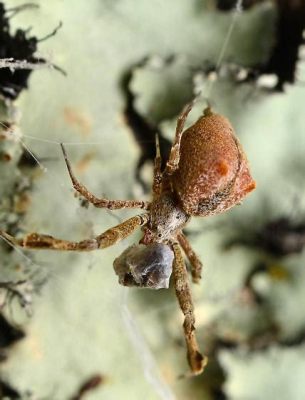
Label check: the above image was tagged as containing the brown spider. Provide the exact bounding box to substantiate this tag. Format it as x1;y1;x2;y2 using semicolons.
0;101;255;376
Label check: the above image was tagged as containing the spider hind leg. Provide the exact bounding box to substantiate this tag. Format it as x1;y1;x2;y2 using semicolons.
178;232;203;283
172;242;208;376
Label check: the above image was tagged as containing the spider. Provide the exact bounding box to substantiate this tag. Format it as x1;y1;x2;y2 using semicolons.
0;101;255;375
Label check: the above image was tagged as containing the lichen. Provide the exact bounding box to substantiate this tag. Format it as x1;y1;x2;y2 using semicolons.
1;0;305;399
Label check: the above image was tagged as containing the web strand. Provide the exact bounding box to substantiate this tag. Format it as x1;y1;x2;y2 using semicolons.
205;0;244;99
120;288;176;400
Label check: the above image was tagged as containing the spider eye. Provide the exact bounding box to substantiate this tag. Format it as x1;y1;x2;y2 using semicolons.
157;233;162;238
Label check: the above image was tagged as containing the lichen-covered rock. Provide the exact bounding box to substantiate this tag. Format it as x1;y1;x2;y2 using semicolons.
2;0;305;399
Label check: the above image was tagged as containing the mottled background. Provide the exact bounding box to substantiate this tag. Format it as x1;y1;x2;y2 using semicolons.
1;1;305;399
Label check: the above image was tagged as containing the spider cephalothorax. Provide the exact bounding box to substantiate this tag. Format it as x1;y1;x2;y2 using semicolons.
0;101;255;375
141;193;190;244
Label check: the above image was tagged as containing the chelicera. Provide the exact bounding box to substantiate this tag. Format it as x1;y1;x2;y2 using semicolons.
0;101;255;375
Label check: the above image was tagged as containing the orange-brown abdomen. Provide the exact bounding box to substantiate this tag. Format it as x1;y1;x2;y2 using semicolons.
173;110;255;216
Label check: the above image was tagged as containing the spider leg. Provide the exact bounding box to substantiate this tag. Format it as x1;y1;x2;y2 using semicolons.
96;215;148;248
165;101;194;176
61;144;150;210
152;134;163;198
172;242;208;376
177;232;202;283
0;215;148;251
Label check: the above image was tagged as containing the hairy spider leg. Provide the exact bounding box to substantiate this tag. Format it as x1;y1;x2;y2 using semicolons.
0;215;148;251
61;143;150;210
172;242;208;375
177;232;203;284
165;101;194;176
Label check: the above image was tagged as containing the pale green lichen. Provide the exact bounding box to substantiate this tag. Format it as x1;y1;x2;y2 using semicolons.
1;1;305;400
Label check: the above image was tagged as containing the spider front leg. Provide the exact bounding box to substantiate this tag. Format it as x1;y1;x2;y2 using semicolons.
61;144;150;210
165;101;194;176
178;232;203;283
172;242;208;376
0;215;148;252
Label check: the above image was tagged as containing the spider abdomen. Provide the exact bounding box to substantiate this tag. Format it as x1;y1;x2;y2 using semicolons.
173;110;255;216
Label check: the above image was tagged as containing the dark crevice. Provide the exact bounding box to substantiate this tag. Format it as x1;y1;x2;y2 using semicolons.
120;59;172;191
215;0;305;91
0;313;25;348
0;2;64;100
0;380;21;399
225;217;305;257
